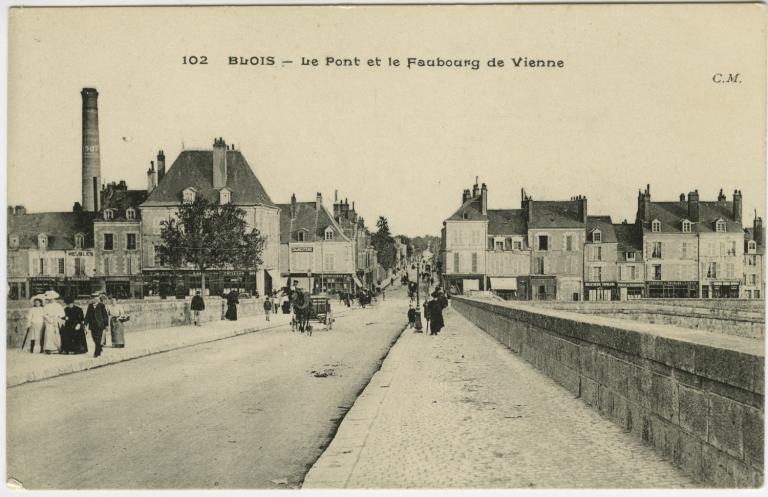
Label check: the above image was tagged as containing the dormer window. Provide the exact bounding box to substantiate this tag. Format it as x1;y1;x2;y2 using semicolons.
297;231;305;242
38;234;47;249
715;219;727;233
748;241;757;252
9;234;19;249
74;233;84;249
219;188;231;205
103;209;114;220
324;227;334;240
592;229;602;243
681;219;692;233
626;251;636;261
126;208;136;220
183;187;196;204
651;220;661;233
462;212;469;220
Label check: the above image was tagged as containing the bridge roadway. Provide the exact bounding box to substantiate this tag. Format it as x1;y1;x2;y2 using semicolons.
7;284;697;489
304;303;699;488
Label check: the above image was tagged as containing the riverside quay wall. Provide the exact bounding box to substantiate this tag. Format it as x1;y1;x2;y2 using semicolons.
452;296;764;488
528;299;765;340
6;297;268;348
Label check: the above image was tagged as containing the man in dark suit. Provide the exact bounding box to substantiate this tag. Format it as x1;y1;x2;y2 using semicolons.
85;293;110;357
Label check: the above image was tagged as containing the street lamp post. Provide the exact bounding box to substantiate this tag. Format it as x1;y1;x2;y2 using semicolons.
414;263;423;332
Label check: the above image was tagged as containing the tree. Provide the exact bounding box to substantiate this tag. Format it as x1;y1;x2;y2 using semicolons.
371;216;397;270
157;197;266;293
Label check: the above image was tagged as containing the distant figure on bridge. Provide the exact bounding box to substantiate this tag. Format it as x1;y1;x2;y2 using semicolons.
263;297;273;322
225;290;239;321
191;291;205;326
407;304;416;328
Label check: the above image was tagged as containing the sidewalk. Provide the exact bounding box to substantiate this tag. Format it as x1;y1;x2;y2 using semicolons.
303;307;699;489
6;312;294;388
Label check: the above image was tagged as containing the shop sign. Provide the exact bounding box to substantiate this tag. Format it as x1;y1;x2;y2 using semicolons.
291;246;314;253
67;250;94;257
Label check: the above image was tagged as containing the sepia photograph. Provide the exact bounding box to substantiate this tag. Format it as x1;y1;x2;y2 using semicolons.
4;2;766;491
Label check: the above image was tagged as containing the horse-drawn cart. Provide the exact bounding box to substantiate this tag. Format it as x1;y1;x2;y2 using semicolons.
292;293;334;336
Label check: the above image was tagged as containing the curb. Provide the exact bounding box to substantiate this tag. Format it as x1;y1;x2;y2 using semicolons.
302;322;409;488
6;320;289;388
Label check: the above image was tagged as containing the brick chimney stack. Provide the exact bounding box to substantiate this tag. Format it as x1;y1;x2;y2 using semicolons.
290;193;297;219
480;183;488;215
316;192;323;211
754;215;763;245
212;137;227;189
157;150;166;182
733;190;742;223
81;88;101;212
688;190;700;222
147;161;157;192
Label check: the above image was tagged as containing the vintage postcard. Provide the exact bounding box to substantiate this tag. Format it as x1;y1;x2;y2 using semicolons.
5;2;766;491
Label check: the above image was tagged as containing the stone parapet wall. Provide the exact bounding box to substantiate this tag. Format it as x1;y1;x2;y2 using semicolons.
527;300;764;339
6;297;267;348
452;296;764;488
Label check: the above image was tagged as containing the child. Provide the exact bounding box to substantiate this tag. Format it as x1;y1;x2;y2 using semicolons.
407;304;416;328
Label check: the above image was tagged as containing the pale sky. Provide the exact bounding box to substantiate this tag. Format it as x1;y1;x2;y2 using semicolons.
8;5;767;237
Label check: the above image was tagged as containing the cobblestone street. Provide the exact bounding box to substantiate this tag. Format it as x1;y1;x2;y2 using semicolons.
305;304;700;489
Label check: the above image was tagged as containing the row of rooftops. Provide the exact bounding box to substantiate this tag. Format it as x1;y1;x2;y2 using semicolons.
8;138;373;251
446;181;764;254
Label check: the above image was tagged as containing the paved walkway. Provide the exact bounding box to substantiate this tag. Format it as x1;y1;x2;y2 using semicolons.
6;312;297;387
304;306;700;489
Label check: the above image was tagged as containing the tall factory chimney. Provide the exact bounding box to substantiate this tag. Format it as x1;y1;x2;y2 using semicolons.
81;88;101;212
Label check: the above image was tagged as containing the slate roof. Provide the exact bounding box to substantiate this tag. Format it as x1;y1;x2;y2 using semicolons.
613;223;644;262
643;201;742;233
528;200;585;229
8;212;96;250
447;197;487;221
277;202;350;244
142;150;275;207
586;216;617;243
100;189;148;221
487;209;527;236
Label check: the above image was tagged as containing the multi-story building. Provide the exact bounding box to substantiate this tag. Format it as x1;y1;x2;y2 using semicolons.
485;208;530;299
441;181;491;293
139;139;281;297
584;216;618;301
636;186;743;298
742;216;764;299
278;193;356;293
93;181;147;298
523;193;587;301
7;206;96;299
332;196;377;290
614;222;646;299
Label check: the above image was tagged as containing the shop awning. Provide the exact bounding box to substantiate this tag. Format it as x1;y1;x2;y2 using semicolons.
490;277;517;291
266;269;280;283
353;276;364;287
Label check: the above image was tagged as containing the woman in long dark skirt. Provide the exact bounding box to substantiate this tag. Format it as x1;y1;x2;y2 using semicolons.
429;291;446;335
225;290;239;321
61;296;88;354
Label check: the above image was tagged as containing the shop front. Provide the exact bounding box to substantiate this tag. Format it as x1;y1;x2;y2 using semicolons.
702;281;740;299
142;269;257;298
523;275;557;301
646;281;698;299
584;281;618;301
618;282;645;300
489;277;518;300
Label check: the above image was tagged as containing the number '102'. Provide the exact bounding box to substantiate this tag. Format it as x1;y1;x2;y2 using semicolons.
183;56;208;65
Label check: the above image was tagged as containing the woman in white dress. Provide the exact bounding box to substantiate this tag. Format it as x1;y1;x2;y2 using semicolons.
42;291;65;354
24;297;45;353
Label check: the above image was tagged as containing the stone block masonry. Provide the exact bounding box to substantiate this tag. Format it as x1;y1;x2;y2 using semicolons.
452;296;764;488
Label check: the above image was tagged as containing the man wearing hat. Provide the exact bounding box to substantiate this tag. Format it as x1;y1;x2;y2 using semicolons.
85;293;110;357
